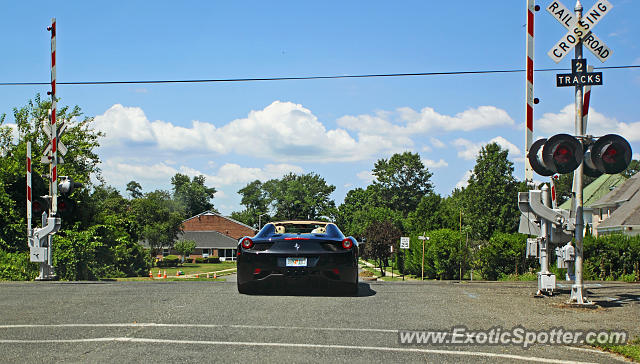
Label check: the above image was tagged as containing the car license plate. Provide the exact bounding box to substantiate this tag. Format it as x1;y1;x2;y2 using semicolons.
286;257;307;267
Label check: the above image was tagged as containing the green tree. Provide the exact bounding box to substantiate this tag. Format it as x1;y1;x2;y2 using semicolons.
233;180;270;228
171;173;217;217
363;220;401;276
174;240;197;264
622;159;639;178
463;143;521;240
132;190;185;255
263;173;336;220
0;95;102;251
438;188;467;231
403;193;445;235
336;186;394;238
126;181;143;199
371;152;434;216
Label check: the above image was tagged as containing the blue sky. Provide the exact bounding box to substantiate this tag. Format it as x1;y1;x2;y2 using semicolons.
1;1;639;215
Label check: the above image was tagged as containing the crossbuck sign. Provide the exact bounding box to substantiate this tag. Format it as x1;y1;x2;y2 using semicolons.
547;0;613;63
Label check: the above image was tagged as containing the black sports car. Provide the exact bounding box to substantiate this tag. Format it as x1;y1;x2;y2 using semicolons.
237;221;359;295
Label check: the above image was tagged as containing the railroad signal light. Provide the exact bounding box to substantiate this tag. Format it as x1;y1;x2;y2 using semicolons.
583;134;632;177
57;196;76;215
528;134;583;176
528;134;632;177
32;197;49;216
59;176;82;196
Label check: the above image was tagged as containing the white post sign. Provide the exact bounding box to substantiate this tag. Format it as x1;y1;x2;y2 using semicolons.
400;237;410;249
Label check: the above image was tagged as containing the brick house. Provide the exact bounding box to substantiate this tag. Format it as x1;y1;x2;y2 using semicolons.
154;211;257;261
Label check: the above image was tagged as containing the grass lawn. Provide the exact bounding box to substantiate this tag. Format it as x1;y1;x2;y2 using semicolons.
115;277;226;282
592;338;640;362
149;261;237;277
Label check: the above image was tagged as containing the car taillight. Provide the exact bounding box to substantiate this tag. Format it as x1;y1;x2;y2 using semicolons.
241;237;254;249
342;238;353;249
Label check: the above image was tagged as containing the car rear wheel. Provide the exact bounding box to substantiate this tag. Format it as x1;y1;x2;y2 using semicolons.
237;282;254;295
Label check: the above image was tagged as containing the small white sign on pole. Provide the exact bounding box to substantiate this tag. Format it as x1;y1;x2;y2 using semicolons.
400;237;410;249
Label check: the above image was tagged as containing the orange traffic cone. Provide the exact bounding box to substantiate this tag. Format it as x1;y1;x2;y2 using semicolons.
163;270;167;279
195;273;199;278
206;273;210;279
213;272;217;279
158;269;161;277
176;271;180;277
149;271;153;279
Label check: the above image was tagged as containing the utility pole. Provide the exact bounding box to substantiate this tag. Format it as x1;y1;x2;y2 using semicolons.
418;234;429;280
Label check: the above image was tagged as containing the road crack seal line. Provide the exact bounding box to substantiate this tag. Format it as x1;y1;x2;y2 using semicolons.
0;337;598;364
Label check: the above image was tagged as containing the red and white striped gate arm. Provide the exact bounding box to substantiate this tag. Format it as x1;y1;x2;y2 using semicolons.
524;0;535;184
48;18;57;215
26;141;32;243
582;65;594;130
550;175;558;209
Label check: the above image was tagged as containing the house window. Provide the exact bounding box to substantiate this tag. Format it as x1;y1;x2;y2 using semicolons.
163;249;169;257
219;248;237;261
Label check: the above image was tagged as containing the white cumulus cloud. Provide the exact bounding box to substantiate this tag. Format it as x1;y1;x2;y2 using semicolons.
430;137;446;148
94;101;412;162
422;158;448;169
456;170;473;189
536;105;640;141
452;136;521;161
356;170;375;184
99;160;304;194
337;105;514;135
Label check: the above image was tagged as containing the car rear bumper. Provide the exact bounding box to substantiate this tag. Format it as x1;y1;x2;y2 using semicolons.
237;251;358;289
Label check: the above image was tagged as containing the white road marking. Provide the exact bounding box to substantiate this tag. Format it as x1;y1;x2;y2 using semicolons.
0;323;397;333
0;337;598;364
557;284;602;289
462;290;477;299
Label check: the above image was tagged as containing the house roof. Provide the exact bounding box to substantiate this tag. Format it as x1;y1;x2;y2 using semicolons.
597;189;640;229
591;172;640;208
182;210;256;231
559;174;627;210
177;230;239;249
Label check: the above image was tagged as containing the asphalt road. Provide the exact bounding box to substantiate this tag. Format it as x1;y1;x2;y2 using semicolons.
1;277;638;363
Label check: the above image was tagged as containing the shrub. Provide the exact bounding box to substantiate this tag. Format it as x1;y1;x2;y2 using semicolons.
0;250;38;281
162;255;180;267
195;257;206;264
475;232;534;281
53;224;151;280
207;257;220;264
619;273;637;283
404;229;469;279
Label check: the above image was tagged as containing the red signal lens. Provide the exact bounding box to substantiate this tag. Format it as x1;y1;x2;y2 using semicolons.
602;145;618;164
241;238;254;249
553;145;572;164
342;238;353;249
32;200;45;214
